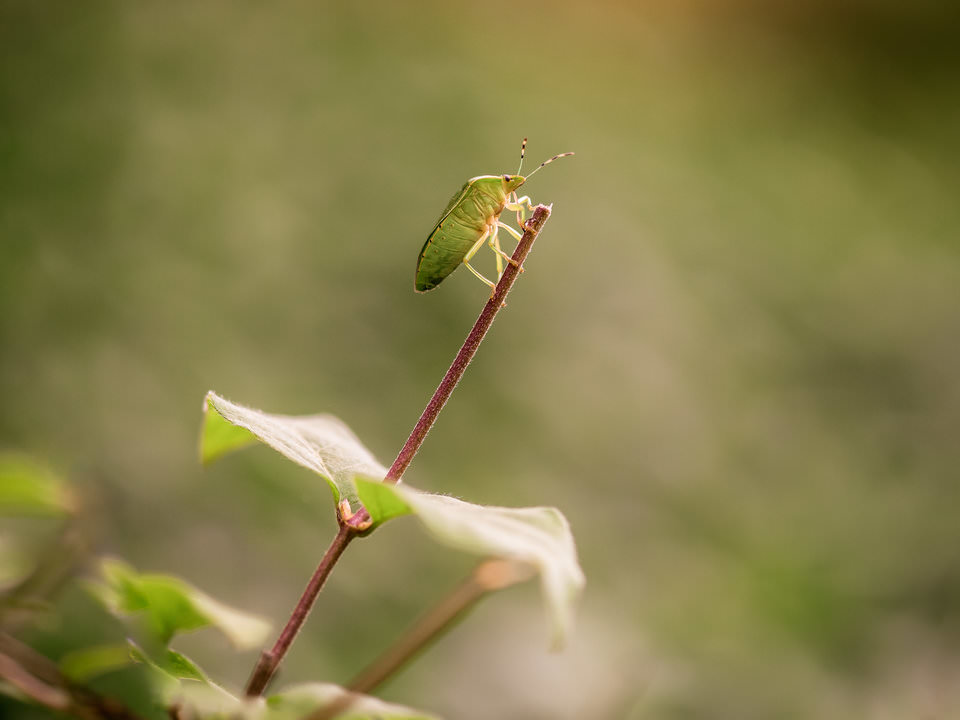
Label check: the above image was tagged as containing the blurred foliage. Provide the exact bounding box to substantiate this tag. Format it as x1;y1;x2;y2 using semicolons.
0;459;435;718
1;0;959;718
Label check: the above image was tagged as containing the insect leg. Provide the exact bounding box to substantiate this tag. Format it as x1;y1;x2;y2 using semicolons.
489;222;504;279
506;194;536;212
463;261;497;293
504;192;524;225
512;192;524;225
504;192;536;225
462;227;498;293
496;221;523;242
492;221;524;273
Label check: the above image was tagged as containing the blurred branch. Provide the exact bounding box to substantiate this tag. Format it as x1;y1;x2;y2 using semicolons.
0;520;88;631
310;559;534;720
0;650;70;711
0;633;146;720
347;559;533;695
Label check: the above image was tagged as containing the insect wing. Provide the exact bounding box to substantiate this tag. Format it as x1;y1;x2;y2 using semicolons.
433;180;472;226
415;180;475;291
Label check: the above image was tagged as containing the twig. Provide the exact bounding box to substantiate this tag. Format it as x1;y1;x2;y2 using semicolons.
384;205;552;485
309;560;533;720
348;559;533;694
0;520;87;630
244;523;355;696
0;651;70;711
245;205;552;697
0;633;147;720
342;204;553;533
0;633;63;686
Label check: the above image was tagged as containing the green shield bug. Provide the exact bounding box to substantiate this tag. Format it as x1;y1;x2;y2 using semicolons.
415;139;573;294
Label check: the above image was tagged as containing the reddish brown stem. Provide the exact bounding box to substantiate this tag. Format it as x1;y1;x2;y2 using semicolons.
384;204;552;484
245;523;354;696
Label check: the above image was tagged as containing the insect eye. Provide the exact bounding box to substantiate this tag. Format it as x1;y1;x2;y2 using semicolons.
503;174;511;181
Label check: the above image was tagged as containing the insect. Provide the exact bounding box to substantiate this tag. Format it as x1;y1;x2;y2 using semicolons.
415;139;573;294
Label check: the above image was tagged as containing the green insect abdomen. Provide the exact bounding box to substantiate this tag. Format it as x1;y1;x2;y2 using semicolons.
416;217;483;291
415;178;508;292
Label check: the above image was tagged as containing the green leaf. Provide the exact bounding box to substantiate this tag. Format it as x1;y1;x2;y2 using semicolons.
197;394;584;646
200;400;261;464
0;455;76;593
163;648;210;682
0;454;73;516
61;643;134;683
137;644;240;710
260;683;442;720
356;480;585;650
201;392;389;514
91;558;271;649
356;479;412;523
60;642;213;686
55;642;178;720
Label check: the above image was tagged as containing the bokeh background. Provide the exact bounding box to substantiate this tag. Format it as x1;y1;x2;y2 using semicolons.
2;1;959;718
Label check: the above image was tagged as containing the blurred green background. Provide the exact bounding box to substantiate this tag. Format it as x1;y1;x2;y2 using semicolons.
1;1;959;718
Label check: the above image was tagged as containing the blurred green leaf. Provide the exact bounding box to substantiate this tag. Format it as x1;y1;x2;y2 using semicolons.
60;643;133;683
129;643;240;714
356;480;585;650
261;683;441;720
61;641;216;687
201;391;389;515
89;558;270;649
162;648;210;683
0;454;72;517
80;663;173;720
0;536;39;591
0;455;78;599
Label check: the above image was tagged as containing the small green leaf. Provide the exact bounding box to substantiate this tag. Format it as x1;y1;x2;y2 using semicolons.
61;644;134;683
163;648;210;682
261;683;441;720
201;392;389;514
356;480;585;650
61;642;216;687
200;400;260;464
91;558;271;649
127;641;241;714
356;479;412;523
0;454;73;516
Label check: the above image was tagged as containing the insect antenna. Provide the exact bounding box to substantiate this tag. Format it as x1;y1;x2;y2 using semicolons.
516;137;528;175
526;150;575;179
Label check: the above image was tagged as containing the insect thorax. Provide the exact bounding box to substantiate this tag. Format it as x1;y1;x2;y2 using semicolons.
466;175;524;212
